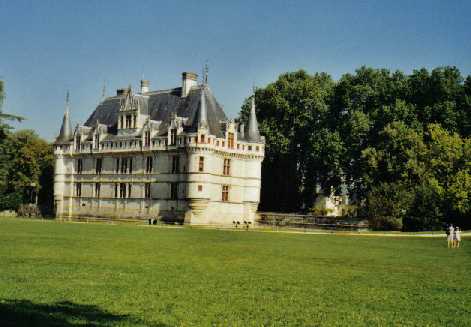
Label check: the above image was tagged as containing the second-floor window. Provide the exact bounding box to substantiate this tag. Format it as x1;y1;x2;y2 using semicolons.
119;183;126;198
77;159;83;174
115;158;120;173
198;156;204;172
172;156;180;173
95;158;102;174
146;156;153;173
223;158;231;176
120;158;128;174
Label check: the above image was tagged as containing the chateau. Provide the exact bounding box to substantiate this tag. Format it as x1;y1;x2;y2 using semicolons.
53;72;265;225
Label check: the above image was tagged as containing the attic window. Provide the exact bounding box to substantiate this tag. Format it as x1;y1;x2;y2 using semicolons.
171;129;177;145
228;132;234;149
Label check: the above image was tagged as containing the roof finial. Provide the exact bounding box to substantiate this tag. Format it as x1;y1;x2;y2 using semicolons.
101;80;106;101
247;87;261;143
203;61;208;85
65;90;70;108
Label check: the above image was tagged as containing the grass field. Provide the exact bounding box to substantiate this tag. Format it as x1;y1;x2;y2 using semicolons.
0;218;470;326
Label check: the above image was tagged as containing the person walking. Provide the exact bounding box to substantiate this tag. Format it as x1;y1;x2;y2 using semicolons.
455;227;461;248
448;224;454;248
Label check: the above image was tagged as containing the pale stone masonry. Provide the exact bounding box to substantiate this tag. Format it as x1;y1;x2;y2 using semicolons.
53;72;265;225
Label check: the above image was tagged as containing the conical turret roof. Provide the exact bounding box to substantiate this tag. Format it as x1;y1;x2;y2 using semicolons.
56;92;72;142
246;95;260;142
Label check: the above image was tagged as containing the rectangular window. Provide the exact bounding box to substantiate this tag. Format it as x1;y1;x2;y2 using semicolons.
95;183;100;198
115;158;120;173
128;184;132;198
94;135;100;149
120;116;124;129
75;183;82;197
144;131;151;147
129;158;133;174
95;158;102;174
146;156;153;173
172;156;180;173
198;156;204;172
145;183;151;199
77;159;83;174
198;185;203;192
171;183;178;200
119;183;126;198
133;115;137;128
223;158;231;176
120;158;128;174
222;185;229;202
126;115;132;128
200;134;205;143
171;129;177;145
114;183;118;198
228;132;234;149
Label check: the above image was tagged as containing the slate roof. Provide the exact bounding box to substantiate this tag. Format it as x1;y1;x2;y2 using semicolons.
84;85;228;137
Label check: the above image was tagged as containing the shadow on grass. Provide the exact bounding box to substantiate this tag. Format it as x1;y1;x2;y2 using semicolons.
0;299;168;327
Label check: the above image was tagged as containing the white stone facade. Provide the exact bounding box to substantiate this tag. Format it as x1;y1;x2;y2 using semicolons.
54;73;265;225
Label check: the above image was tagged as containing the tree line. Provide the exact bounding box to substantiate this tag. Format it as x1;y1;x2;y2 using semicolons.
240;66;470;231
0;81;54;215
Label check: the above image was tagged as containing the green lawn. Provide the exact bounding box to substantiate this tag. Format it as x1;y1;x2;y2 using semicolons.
0;218;470;326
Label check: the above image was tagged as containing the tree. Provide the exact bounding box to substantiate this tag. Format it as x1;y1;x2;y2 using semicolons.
239;70;337;211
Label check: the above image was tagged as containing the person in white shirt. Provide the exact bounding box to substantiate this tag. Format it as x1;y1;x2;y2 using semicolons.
448;225;454;248
455;227;461;248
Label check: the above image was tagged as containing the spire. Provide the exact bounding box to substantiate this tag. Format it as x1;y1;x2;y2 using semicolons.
57;91;72;142
101;80;106;101
203;62;208;85
197;85;208;129
246;90;260;142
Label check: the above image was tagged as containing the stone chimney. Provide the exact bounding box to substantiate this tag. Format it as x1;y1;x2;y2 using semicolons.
140;80;150;93
182;72;198;97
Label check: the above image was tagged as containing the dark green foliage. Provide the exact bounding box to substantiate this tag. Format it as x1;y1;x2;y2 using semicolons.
0;219;470;326
242;67;471;230
0;192;23;211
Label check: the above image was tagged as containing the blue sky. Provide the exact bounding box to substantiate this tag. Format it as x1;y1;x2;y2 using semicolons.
1;0;470;140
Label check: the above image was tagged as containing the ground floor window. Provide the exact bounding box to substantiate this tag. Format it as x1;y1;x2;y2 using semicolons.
171;183;178;200
95;183;100;198
75;183;82;197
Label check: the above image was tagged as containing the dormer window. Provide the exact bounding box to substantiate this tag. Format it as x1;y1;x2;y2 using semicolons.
125;115;132;128
75;136;80;151
171;129;177;145
144;131;151;147
94;134;100;149
200;134;205;143
228;132;234;149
